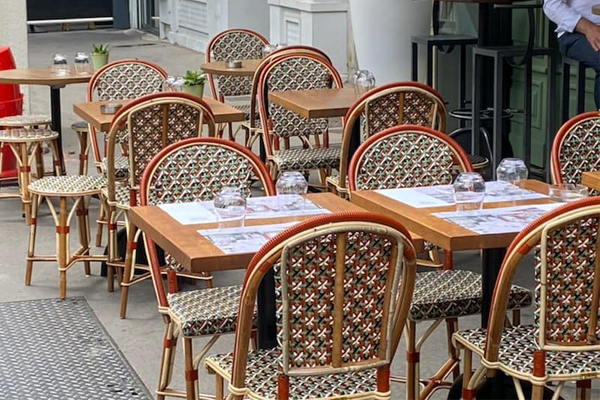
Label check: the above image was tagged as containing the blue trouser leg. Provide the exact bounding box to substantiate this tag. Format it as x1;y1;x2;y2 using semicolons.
559;32;600;109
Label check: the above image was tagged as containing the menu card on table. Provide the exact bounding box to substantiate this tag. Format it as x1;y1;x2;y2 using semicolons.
376;181;548;209
432;204;561;235
159;195;329;225
198;222;296;255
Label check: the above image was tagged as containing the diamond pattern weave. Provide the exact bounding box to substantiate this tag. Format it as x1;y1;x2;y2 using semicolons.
95;63;165;101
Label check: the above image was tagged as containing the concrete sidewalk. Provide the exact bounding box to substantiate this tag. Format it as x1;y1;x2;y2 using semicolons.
0;28;590;399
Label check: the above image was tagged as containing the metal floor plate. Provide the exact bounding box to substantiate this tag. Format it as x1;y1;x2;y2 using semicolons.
0;297;152;400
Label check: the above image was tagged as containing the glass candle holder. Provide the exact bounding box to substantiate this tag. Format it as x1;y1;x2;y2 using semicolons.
276;171;308;210
214;187;247;228
496;158;528;183
353;70;376;96
453;172;486;211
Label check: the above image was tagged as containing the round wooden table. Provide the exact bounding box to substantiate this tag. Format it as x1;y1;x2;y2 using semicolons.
0;68;93;173
200;59;261;77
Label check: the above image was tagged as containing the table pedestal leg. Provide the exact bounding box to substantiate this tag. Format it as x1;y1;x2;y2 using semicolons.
257;268;278;349
50;85;66;174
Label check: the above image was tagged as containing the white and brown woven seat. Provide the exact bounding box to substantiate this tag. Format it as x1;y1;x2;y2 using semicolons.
271;146;341;172
0;128;61;224
0;114;52;127
206;348;379;400
101;156;129;179
454;197;600;400
27;174;107;299
411;270;531;321
348;125;533;400
138;137;276;399
168;285;251;337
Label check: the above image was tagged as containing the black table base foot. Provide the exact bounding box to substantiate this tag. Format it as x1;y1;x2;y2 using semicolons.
447;373;561;400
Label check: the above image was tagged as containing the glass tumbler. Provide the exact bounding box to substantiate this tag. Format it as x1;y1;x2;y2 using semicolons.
496;158;528;183
52;54;70;76
213;187;247;228
353;70;376;96
74;52;92;74
276;172;308;210
453;172;486;211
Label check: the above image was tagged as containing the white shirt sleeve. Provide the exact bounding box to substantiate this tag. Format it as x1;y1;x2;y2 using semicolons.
543;0;583;33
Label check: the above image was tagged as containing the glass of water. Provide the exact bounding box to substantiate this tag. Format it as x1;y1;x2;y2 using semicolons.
453;172;486;211
74;52;92;75
213;187;247;228
276;172;308;211
496;158;528;183
52;54;70;76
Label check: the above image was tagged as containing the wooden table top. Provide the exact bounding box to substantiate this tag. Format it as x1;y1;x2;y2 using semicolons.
0;68;92;86
351;180;556;252
268;87;359;119
73;96;246;132
582;171;600;191
200;59;261;77
130;193;425;273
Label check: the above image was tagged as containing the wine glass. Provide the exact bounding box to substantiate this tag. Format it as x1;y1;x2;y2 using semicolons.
453;172;486;211
74;52;92;75
496;158;528;183
353;70;376;96
276;172;308;210
52;54;70;76
213;187;247;228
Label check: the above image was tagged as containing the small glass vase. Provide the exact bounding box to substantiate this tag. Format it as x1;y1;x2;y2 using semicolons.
214;187;247;228
453;172;486;211
276;172;308;210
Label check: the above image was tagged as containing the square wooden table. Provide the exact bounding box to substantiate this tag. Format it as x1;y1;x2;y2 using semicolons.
130;192;424;349
582;171;600;192
268;87;359;119
73;97;246;132
351;180;555;328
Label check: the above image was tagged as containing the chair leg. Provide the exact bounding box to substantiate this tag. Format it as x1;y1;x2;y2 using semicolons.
107;207;116;292
461;348;473;400
120;219;137;319
34;145;45;179
512;309;521;326
95;200;105;247
406;320;418;400
18;143;32;225
532;384;545;400
57;197;69;299
76;198;91;276
445;318;460;380
25;194;39;285
576;380;592;400
215;374;224;400
183;338;199;400
157;320;179;399
76;130;89;176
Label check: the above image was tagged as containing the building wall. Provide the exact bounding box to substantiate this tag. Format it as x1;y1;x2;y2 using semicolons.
1;0;29;110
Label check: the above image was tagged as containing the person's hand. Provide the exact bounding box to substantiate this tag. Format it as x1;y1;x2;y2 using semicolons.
577;18;600;51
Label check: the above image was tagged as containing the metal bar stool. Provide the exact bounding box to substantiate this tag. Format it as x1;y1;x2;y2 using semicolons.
562;57;590;123
472;3;558;180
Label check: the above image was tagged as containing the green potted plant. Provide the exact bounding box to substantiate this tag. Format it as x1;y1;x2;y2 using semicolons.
182;70;206;97
91;43;110;71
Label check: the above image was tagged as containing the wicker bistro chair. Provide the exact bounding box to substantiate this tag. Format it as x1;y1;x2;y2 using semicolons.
85;59;168;248
454;197;600;400
329;82;489;198
348;125;533;400
0;128;60;225
258;53;344;186
139;137;275;400
103;93;219;318
243;46;333;150
205;212;418;400
551;111;600;187
206;29;269;141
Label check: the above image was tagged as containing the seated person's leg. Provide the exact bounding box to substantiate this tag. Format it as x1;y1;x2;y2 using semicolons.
559;32;600;109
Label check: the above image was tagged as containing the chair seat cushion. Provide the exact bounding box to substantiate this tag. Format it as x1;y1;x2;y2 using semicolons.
101;156;130;179
29;175;106;196
410;270;532;321
205;348;381;400
0;114;52;127
272;147;340;171
168;285;247;337
71;120;89;132
454;325;600;378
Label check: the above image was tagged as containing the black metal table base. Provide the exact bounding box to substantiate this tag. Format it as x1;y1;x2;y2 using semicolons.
50;85;67;174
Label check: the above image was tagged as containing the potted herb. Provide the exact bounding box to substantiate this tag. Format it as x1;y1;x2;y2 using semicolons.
91;43;109;71
182;70;206;97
